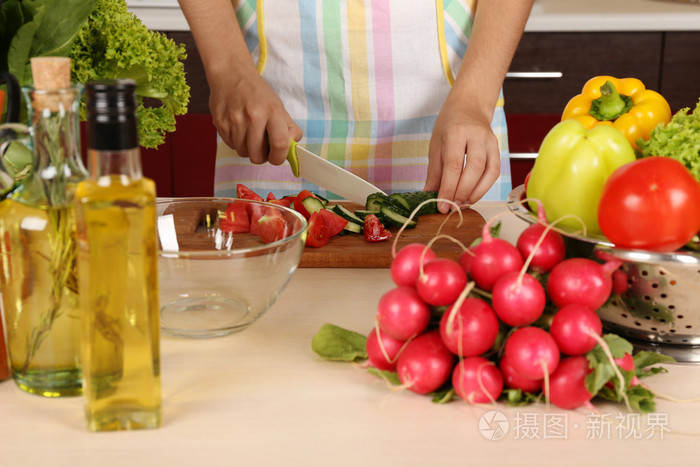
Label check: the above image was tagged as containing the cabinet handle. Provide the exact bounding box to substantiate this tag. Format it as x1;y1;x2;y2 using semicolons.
509;152;538;160
505;72;563;79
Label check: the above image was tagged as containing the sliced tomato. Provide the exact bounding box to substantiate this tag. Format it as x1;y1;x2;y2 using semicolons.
318;208;348;237
363;214;392;242
237;183;264;202
258;214;288;243
265;192;277;202
219;201;250;233
249;206;265;235
293;190;318;220
305;211;329;248
268;198;293;208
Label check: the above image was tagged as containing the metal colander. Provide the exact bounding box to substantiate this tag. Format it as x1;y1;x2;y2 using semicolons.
507;186;700;363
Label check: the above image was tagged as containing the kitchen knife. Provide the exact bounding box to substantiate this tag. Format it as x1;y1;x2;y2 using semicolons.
286;140;385;205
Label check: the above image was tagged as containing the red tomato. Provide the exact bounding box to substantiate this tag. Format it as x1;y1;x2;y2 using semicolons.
258;214;288;243
236;183;266;232
598;157;700;252
318;209;348;237
268;198;293;208
265;192;277;201
219;201;250;233
306;211;329;247
363;214;392;242
236;184;264;202
293;190;317;220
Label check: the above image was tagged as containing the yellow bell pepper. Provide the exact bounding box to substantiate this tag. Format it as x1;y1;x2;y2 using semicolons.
562;76;672;150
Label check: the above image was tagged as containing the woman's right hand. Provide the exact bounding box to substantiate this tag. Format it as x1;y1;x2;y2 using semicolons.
209;65;302;166
177;0;302;166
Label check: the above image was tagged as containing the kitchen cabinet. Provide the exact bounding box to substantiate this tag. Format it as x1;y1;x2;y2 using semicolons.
504;31;700;188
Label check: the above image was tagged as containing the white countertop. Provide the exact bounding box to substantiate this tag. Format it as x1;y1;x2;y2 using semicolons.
2;203;699;466
127;0;700;32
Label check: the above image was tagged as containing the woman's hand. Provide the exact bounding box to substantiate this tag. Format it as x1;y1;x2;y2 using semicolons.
177;0;302;166
424;92;501;213
209;65;302;165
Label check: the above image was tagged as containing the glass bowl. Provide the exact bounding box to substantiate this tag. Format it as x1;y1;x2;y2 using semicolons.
156;197;307;338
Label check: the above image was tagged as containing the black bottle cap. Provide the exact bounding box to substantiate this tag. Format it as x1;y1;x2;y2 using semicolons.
86;79;139;150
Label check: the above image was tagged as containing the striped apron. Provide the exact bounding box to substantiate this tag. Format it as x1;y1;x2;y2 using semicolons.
214;0;512;200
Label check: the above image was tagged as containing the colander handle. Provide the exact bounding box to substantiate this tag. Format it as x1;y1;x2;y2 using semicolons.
595;246;700;268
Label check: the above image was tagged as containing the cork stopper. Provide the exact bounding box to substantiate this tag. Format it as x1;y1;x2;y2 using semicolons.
30;57;72;90
30;57;73;112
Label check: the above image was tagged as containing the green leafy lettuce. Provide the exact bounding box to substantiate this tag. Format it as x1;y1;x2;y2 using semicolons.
1;0;189;148
637;98;700;182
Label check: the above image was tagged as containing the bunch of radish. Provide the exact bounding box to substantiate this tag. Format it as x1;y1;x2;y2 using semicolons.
365;204;634;410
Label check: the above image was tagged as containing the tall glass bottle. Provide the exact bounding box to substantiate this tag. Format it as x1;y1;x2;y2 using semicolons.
74;80;161;431
0;78;86;396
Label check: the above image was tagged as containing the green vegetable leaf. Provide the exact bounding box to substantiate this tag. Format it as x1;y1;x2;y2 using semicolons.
366;367;401;385
585;334;633;396
311;323;367;362
633;350;675;377
596;382;657;413
28;0;97;58
431;387;456;404
637;98;700;182
503;388;541;407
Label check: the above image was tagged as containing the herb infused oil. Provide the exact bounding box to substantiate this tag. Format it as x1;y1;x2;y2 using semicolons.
75;80;161;431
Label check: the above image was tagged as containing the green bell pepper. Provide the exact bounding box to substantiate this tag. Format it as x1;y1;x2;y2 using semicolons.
527;119;636;235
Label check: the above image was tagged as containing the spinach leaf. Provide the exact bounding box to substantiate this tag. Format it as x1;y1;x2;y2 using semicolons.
311;323;367;362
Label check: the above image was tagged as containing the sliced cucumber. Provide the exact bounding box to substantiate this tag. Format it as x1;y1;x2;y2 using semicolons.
301;196;326;215
342;220;362;234
379;205;417;229
353;210;377;220
402;190;439;216
332;204;364;226
365;192;387;212
388;193;411;212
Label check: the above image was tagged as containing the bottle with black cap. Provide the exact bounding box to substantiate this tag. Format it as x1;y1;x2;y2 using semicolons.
74;79;161;431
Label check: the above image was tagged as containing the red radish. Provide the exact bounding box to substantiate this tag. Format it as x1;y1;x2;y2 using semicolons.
376;286;431;341
503;327;560;381
391;243;437;287
415;258;467;306
452;357;504;404
439;297;500;357
516;200;566;273
396;330;456;394
457;246;476;275
491;271;546;327
549;304;603;356
606;353;640;388
612;269;628;295
546;258;622;310
499;353;542;393
545;356;594;410
470;222;524;291
366;327;405;372
516;223;566;273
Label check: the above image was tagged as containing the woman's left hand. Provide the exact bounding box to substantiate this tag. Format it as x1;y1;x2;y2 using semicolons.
424;92;501;213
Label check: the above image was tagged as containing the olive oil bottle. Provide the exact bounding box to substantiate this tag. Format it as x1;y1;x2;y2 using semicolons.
74;80;161;431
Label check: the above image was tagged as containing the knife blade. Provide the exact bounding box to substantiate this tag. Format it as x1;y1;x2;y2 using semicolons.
286;140;385;205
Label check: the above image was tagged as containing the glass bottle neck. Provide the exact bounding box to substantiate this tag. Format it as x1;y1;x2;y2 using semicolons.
87;147;143;180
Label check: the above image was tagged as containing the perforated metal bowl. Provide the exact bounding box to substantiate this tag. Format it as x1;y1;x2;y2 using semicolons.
508;185;700;362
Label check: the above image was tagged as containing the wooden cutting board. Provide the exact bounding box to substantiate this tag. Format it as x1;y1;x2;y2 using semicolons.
299;203;485;268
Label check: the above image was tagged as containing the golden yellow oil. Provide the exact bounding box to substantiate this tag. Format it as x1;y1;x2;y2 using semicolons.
74;176;161;431
0;199;82;396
